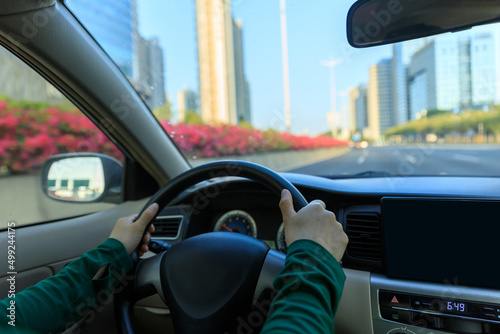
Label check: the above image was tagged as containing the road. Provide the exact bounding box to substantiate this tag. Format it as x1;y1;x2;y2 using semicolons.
289;144;500;177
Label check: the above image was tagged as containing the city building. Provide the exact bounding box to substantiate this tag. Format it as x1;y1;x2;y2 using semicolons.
196;0;237;125
470;33;497;107
0;48;66;104
392;39;430;125
392;44;409;126
458;38;472;108
367;59;393;141
408;32;497;118
133;36;166;110
70;0;166;110
349;84;368;133
195;0;251;125
178;88;199;122
400;39;429;66
233;19;252;124
408;34;460;118
68;0;134;78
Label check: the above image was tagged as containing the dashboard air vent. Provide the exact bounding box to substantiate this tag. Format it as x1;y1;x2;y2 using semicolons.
152;215;183;239
345;212;382;261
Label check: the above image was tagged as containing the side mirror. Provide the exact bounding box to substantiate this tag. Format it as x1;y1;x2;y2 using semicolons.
41;153;123;204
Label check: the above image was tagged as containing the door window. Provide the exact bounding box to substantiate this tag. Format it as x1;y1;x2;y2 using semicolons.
0;47;124;228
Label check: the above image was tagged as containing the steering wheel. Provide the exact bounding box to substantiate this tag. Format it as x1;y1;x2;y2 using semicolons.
115;160;308;334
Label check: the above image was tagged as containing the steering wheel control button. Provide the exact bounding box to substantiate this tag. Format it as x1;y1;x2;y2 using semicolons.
380;290;411;309
380;306;410;324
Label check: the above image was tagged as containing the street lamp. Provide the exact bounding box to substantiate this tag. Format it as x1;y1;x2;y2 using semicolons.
280;0;291;132
321;57;343;137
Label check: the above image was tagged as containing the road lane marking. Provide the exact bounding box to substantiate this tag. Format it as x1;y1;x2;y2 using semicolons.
452;154;479;163
404;155;417;164
357;150;369;164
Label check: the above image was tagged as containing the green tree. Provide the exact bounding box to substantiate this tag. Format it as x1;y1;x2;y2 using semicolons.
184;110;203;124
427;109;451;118
153;101;172;120
238;120;253;129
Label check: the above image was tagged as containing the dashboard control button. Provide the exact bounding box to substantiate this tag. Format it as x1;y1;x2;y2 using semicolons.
380;306;410;324
380;290;410;309
433;316;444;330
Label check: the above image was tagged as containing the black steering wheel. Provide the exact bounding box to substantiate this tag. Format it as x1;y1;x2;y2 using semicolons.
115;161;308;334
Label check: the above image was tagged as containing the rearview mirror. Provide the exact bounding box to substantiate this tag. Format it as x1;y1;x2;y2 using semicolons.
41;153;123;203
347;0;500;48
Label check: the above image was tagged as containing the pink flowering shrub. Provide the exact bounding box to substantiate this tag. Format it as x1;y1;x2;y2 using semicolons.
0;101;123;174
0;100;347;174
160;121;348;159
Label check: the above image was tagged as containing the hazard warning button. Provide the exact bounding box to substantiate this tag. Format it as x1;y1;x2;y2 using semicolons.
379;290;410;309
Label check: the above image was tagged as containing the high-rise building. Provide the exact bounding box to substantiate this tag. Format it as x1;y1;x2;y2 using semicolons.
133;36;166;110
471;33;496;107
408;32;497;117
408;71;428;120
178;88;199;122
408;35;460;117
367;59;393;141
400;39;429;66
349;85;367;133
195;0;251;125
233;19;252;124
459;38;472;108
69;0;166;110
67;0;134;78
392;44;409;126
0;48;65;104
391;39;430;126
196;0;237;125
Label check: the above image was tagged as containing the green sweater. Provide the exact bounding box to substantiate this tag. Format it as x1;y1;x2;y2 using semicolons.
0;238;132;333
261;240;346;333
1;238;345;334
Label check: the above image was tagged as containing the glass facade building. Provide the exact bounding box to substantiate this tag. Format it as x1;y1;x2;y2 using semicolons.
67;0;134;78
367;59;393;140
471;33;496;107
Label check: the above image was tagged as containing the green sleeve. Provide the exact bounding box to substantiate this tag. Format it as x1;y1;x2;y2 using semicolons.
261;239;346;334
0;238;132;333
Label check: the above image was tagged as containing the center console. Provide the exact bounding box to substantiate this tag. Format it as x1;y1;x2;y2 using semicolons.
372;197;500;333
371;275;500;334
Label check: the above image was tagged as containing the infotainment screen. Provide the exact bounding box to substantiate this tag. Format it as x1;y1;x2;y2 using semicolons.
381;197;500;289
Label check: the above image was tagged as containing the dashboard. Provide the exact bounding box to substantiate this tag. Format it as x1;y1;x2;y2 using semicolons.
149;174;500;334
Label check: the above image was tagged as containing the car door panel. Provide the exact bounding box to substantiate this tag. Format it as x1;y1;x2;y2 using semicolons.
0;199;148;286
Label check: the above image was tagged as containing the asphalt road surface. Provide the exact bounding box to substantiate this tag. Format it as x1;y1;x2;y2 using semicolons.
289;144;500;177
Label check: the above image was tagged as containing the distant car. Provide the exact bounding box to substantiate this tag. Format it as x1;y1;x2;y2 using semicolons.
353;140;369;149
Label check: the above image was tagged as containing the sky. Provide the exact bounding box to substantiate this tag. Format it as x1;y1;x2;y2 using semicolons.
136;0;392;135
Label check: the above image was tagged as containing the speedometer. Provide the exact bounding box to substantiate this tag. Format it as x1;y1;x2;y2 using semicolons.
213;210;258;238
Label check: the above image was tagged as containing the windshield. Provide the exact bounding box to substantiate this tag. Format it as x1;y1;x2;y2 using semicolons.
67;0;500;178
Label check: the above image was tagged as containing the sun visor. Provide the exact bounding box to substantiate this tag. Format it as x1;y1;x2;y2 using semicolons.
0;0;55;16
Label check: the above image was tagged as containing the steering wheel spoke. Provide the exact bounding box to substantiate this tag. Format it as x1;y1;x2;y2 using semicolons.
253;249;286;302
135;253;166;302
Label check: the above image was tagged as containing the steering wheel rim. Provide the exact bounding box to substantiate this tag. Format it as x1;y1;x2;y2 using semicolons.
115;160;308;334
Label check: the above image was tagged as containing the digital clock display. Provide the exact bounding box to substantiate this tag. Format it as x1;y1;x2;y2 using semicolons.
445;300;467;313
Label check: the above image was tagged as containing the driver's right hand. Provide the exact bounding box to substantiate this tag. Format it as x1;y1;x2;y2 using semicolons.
279;189;348;262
